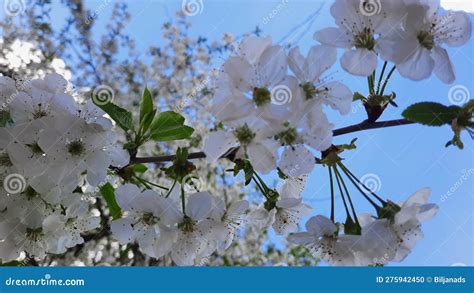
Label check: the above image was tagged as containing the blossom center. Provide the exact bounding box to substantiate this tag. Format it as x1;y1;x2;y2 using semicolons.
234;124;256;145
301;82;317;100
26;142;44;156
23;186;39;199
179;216;196;233
67;140;86;156
354;28;375;50
26;227;43;242
252;87;271;106
33;104;48;119
141;212;159;226
276;127;298;145
0;153;12;167
417;31;435;50
0;110;11;124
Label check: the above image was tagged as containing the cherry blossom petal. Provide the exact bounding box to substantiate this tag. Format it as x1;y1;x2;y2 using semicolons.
187;192;213;221
397;48;435;81
340;48;377;76
432;46;455;84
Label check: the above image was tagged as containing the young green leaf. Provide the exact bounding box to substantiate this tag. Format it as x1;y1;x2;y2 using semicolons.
99;183;122;220
353;92;365;101
93;99;134;131
133;164;148;173
402;102;460;126
140;87;154;124
141;109;156;134
149;111;194;141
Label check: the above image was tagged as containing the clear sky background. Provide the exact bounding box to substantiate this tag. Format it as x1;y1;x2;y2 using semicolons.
9;0;473;266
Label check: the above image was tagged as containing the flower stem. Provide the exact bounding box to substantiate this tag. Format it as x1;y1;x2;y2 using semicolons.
379;65;396;96
337;162;380;209
334;166;352;219
252;176;270;200
334;166;359;225
180;183;186;215
254;172;270;193
133;175;169;190
165;180;177;198
328;166;335;222
376;61;388;95
338;162;386;205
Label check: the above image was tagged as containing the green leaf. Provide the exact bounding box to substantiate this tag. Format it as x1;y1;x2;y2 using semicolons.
133;164;148;173
99;183;122;220
0;110;11;127
141;109;156;134
402;102;460;126
353;92;365;101
150;111;194;141
233;160;254;186
140;87;154;124
93;99;133;131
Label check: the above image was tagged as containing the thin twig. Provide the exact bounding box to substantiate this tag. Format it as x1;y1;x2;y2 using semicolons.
129;119;415;165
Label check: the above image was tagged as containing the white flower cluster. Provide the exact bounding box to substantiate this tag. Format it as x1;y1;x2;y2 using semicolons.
288;188;438;266
204;35;352;175
315;0;471;82
198;0;464;266
0;73;129;261
110;184;249;266
0;0;469;267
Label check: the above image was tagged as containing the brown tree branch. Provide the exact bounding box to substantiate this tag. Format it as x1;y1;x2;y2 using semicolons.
129;118;415;164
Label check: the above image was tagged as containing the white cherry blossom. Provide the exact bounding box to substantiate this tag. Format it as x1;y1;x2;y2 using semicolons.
378;2;472;83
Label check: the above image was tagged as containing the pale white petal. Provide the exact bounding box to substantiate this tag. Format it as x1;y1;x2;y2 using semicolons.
258;45;287;87
247;139;279;174
340;49;377;76
187;192;213;221
436;10;472;47
432;47;455;84
238;35;273;64
397;48;435;81
305;215;336;237
306;45;337;82
287;46;307;81
279;146;315;177
111;218;136;245
314;27;352;48
203;130;238;163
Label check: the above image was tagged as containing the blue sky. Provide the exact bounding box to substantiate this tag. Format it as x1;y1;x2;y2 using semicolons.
23;0;474;266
